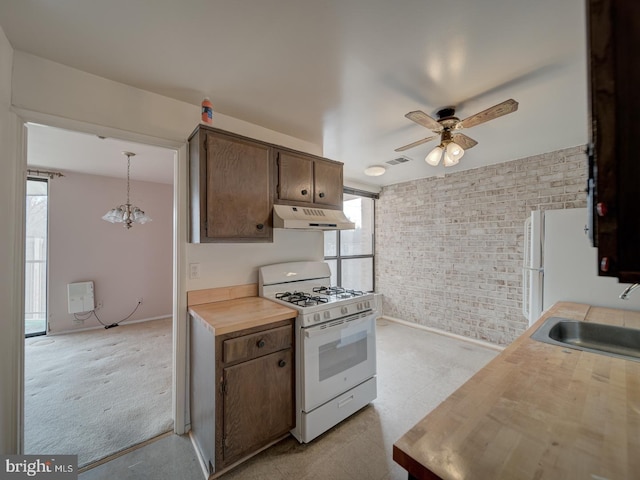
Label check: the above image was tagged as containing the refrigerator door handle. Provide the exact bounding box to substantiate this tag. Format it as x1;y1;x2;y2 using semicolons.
523;217;531;269
522;268;543;318
523;211;544;325
523;217;532;319
522;266;529;319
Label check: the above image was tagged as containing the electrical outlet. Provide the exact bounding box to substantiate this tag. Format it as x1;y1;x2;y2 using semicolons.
137;297;143;304
190;263;201;279
96;300;103;310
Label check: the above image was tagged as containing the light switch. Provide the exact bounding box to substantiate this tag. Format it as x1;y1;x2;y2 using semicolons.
189;263;201;279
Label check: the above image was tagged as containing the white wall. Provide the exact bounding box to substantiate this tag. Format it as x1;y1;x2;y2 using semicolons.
47;172;173;333
0;25;20;454
186;230;324;290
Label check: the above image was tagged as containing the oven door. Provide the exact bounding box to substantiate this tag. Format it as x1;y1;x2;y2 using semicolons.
301;310;376;412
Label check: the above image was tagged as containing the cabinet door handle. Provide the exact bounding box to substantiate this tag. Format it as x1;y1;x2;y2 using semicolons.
278;359;287;368
256;224;264;230
318;192;325;198
257;340;265;348
301;189;308;195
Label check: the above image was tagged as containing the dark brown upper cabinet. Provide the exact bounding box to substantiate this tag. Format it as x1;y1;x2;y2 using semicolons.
189;126;274;243
189;125;346;243
587;0;640;282
275;149;344;209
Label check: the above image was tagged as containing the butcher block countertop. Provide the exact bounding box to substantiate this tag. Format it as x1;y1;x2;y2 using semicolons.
393;302;640;480
189;296;297;336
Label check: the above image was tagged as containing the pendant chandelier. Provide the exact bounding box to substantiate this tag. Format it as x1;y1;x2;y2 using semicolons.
102;151;151;229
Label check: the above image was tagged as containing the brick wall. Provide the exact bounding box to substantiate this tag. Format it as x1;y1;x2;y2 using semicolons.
375;146;587;345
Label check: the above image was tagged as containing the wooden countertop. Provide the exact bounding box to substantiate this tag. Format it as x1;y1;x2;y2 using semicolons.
188;297;297;336
393;302;640;480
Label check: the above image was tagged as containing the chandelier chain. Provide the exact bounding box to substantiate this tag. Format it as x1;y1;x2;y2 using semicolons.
126;153;131;206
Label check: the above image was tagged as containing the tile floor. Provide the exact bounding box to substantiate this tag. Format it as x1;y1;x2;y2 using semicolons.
80;319;500;480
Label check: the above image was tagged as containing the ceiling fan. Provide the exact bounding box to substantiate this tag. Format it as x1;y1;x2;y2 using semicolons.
395;98;518;167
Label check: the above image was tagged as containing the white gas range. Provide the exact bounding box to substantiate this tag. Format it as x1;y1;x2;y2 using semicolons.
259;261;378;443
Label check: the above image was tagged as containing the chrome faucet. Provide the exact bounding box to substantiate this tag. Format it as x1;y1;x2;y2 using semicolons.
619;283;640;300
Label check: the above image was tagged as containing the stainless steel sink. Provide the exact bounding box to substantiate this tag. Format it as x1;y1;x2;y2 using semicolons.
530;317;640;362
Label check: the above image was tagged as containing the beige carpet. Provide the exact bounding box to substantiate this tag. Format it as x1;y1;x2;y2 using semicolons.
24;318;173;467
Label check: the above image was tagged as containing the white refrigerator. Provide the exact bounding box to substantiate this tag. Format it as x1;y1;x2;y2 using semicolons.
523;208;640;326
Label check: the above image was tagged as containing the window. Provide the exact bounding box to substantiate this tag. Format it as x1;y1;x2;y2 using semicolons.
324;190;376;291
25;178;48;336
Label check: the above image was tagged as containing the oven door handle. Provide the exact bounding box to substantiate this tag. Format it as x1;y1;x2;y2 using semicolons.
304;312;376;338
305;325;338;338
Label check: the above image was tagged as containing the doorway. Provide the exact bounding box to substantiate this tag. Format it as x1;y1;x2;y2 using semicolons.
25;178;48;337
23;122;178;467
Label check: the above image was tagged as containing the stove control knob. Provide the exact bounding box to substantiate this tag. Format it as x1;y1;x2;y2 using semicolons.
365;301;371;309
324;311;331;319
314;313;321;322
341;306;348;315
357;302;363;310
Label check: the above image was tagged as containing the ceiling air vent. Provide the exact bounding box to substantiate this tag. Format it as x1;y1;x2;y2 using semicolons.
386;156;411;166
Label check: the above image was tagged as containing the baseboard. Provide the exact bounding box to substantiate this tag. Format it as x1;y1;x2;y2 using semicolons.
210;434;290;479
48;314;172;336
379;315;505;352
188;431;211;480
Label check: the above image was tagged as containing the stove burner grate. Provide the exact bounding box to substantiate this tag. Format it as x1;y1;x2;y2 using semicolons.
313;286;365;298
275;291;329;306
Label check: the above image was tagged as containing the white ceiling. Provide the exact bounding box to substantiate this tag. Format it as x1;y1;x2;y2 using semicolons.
1;0;589;187
26;123;175;184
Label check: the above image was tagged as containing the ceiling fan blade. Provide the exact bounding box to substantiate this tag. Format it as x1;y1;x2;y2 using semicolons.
405;111;442;131
458;99;519;129
451;133;478;150
394;135;439;152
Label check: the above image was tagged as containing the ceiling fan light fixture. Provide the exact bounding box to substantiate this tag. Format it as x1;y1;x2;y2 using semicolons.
425;145;444;166
396;98;518;163
443;151;460;167
446;141;464;160
364;165;387;176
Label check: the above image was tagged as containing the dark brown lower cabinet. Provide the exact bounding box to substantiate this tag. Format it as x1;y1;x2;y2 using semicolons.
215;319;295;473
222;348;293;463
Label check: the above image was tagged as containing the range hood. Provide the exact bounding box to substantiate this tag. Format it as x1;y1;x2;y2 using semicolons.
273;204;355;231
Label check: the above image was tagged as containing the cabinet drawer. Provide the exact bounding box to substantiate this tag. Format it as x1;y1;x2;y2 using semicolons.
223;325;292;364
